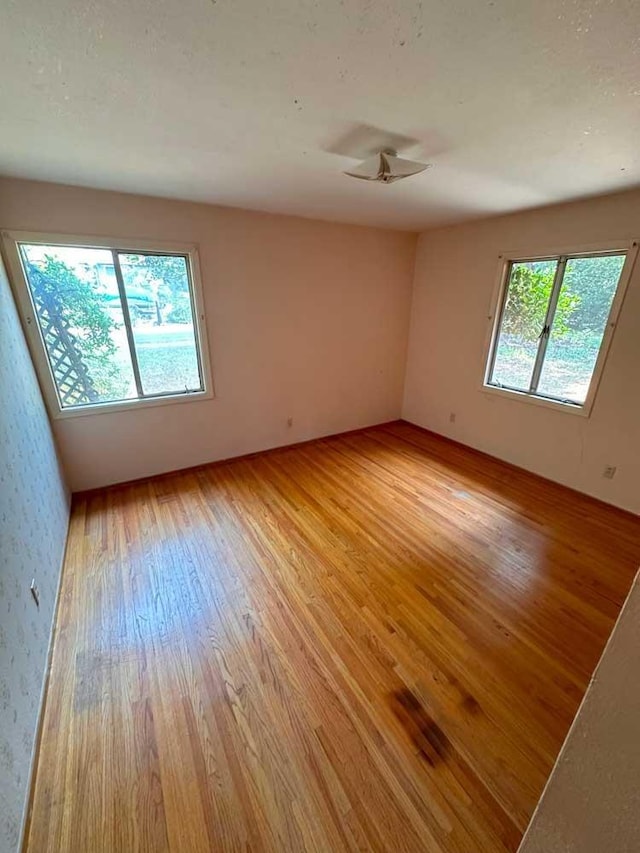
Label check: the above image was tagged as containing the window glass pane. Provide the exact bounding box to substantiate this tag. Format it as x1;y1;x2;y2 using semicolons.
489;259;557;392
537;254;625;404
117;253;203;396
19;244;137;407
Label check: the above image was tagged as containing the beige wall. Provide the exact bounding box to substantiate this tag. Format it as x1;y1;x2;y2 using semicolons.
518;569;640;852
403;189;640;514
3;177;639;507
0;178;417;491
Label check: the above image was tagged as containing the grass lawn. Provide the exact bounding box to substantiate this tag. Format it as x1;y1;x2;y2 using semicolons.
87;323;201;402
491;334;600;403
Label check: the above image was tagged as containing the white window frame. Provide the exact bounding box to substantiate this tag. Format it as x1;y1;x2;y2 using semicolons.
481;239;638;417
1;230;214;419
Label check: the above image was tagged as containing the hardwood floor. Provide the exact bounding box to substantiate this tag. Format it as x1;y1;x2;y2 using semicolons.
27;422;640;852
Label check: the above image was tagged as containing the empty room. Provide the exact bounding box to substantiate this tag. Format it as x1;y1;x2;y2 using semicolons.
2;1;640;851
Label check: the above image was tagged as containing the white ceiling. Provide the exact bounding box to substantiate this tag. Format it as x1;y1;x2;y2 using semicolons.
1;0;639;231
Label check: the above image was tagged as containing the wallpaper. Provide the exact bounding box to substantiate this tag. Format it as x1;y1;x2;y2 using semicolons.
0;257;69;852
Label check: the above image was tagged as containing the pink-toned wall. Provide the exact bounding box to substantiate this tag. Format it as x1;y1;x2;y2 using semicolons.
403;189;640;514
0;178;417;491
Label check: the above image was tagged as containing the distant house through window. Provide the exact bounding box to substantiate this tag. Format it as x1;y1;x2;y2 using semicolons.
2;233;212;416
484;244;636;414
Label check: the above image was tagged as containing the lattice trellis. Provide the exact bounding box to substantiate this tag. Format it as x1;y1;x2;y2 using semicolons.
33;293;99;407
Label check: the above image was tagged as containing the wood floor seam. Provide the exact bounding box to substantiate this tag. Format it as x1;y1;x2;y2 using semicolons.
27;422;640;852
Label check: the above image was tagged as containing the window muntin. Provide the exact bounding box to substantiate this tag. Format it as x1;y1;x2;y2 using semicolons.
489;259;557;394
10;237;209;414
536;255;625;403
117;253;203;397
486;250;628;408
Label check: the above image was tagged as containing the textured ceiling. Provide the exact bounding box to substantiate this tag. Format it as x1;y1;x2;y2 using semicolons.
1;0;639;230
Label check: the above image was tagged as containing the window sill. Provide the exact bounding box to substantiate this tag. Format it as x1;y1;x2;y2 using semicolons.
481;384;592;417
52;388;214;419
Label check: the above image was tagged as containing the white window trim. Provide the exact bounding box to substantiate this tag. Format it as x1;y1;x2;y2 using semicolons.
1;230;215;419
480;238;638;418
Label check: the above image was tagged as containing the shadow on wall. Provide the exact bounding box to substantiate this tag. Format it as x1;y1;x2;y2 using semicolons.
0;258;69;852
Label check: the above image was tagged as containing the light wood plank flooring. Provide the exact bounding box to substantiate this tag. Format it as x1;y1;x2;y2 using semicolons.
27;422;640;852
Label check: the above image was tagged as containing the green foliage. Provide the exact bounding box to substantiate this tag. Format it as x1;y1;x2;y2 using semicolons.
25;255;124;399
147;255;189;296
494;254;625;401
123;255;189;297
82;353;130;401
26;256;116;351
502;263;580;341
120;254;191;324
167;293;192;324
561;254;624;335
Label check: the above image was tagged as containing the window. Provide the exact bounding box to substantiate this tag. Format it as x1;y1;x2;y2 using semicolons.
2;232;212;416
484;243;636;414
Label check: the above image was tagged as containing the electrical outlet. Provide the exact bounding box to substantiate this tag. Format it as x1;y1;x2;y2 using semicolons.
449;412;456;423
603;465;617;480
30;579;40;608
287;416;293;428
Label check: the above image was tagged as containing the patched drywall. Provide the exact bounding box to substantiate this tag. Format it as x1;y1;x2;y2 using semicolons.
403;188;640;513
0;256;69;851
518;570;640;852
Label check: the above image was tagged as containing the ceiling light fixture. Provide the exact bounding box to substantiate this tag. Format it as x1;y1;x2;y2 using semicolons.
344;149;430;184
